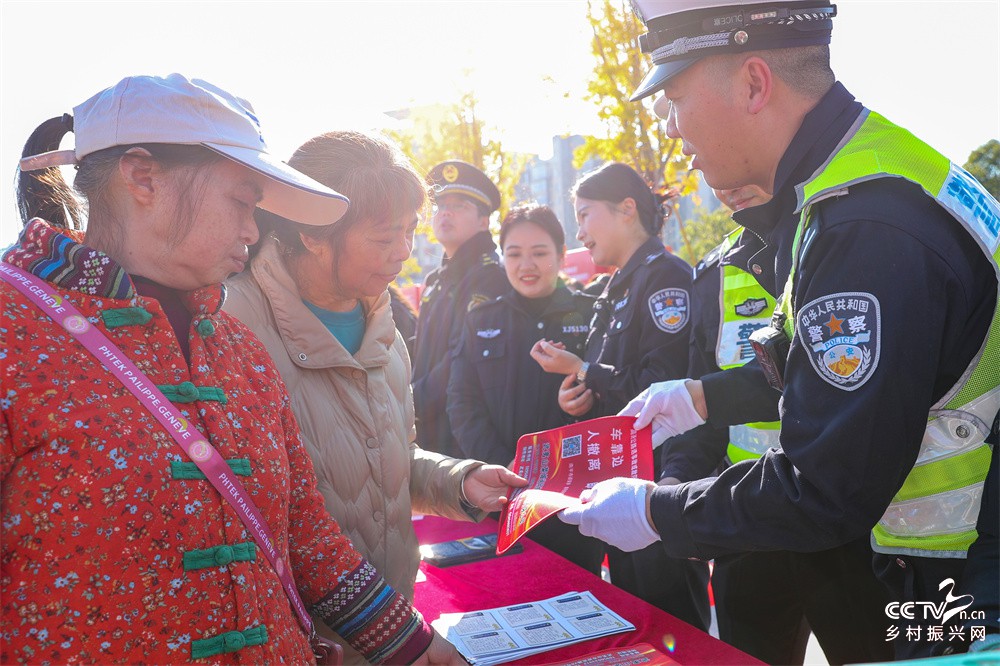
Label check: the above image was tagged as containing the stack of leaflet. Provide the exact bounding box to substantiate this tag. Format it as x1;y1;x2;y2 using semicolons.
431;591;635;666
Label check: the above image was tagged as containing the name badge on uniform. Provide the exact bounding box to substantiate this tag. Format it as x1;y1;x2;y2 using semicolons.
796;291;881;391
649;288;689;333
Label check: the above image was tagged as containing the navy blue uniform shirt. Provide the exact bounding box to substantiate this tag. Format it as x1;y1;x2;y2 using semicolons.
650;83;997;558
412;231;509;457
583;236;694;416
447;285;594;465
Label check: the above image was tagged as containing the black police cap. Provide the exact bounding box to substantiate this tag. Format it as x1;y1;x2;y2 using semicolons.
629;0;837;101
427;160;501;214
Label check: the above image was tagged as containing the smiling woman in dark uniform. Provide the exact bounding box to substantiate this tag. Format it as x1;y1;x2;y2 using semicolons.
447;204;604;573
531;163;693;419
531;162;710;631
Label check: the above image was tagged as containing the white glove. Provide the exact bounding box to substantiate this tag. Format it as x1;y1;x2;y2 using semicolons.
618;380;705;446
558;478;660;552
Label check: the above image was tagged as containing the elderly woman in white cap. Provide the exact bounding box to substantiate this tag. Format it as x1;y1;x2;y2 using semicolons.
1;74;459;665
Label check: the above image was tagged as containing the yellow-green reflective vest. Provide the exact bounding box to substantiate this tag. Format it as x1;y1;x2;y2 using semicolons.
714;228;781;463
778;108;999;558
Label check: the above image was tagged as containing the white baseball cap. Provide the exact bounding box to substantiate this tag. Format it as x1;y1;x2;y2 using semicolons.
19;73;348;227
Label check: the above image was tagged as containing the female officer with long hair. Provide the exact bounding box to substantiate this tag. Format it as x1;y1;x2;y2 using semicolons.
531;162;710;631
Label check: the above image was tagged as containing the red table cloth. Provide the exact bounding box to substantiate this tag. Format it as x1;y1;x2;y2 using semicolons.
412;515;762;665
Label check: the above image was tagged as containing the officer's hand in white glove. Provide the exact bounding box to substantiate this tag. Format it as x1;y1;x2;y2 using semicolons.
558;477;660;552
618;379;706;445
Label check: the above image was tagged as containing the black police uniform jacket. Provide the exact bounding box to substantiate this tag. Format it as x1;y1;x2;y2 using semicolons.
583;236;694;416
660;239;780;482
446;285;595;465
649;83;997;569
412;231;509;457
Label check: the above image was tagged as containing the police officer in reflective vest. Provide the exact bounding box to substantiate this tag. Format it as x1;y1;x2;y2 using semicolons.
559;1;999;657
664;212;892;664
413;161;509;457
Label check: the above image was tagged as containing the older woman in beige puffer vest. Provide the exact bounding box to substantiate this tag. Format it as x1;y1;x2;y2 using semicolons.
225;131;525;664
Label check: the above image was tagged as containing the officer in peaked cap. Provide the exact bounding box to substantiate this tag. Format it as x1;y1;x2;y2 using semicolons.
427;160;502;214
659;185;893;664
628;0;837;102
559;0;1000;658
412;160;509;458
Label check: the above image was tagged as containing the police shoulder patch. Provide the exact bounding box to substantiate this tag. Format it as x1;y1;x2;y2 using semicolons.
648;288;689;333
796;291;881;391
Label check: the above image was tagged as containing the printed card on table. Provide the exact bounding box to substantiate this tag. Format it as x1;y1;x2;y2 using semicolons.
497;415;652;554
433;591;635;665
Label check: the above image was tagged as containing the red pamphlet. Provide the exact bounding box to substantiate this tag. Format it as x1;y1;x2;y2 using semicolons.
497;416;653;554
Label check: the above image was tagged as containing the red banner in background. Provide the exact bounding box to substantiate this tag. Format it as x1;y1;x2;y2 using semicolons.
562;247;613;285
497;416;652;554
398;283;422;312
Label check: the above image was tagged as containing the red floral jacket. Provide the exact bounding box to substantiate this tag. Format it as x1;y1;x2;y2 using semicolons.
1;220;432;664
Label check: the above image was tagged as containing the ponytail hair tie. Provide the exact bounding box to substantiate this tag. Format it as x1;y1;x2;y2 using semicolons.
19;113;78;171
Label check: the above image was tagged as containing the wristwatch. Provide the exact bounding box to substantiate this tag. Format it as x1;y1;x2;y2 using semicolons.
576;361;590;385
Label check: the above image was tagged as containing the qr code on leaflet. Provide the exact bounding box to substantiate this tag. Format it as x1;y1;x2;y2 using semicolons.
561;434;582;458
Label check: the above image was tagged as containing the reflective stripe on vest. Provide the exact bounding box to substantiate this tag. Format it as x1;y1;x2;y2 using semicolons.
728;423;781;463
714;228;782;463
781;108;1000;558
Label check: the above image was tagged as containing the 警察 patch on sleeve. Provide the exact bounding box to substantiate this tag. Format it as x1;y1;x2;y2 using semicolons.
648;288;689;333
796;291;880;391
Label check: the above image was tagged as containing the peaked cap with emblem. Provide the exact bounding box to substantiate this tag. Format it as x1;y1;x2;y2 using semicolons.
427;160;502;214
629;0;837;101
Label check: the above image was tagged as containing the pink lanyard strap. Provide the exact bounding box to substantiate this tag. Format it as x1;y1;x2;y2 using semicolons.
0;262;316;638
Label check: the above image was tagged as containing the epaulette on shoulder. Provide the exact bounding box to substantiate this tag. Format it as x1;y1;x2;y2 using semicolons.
480;253;499;267
467;292;500;312
465;295;504;323
643;248;665;265
693;241;726;281
477;293;505;309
